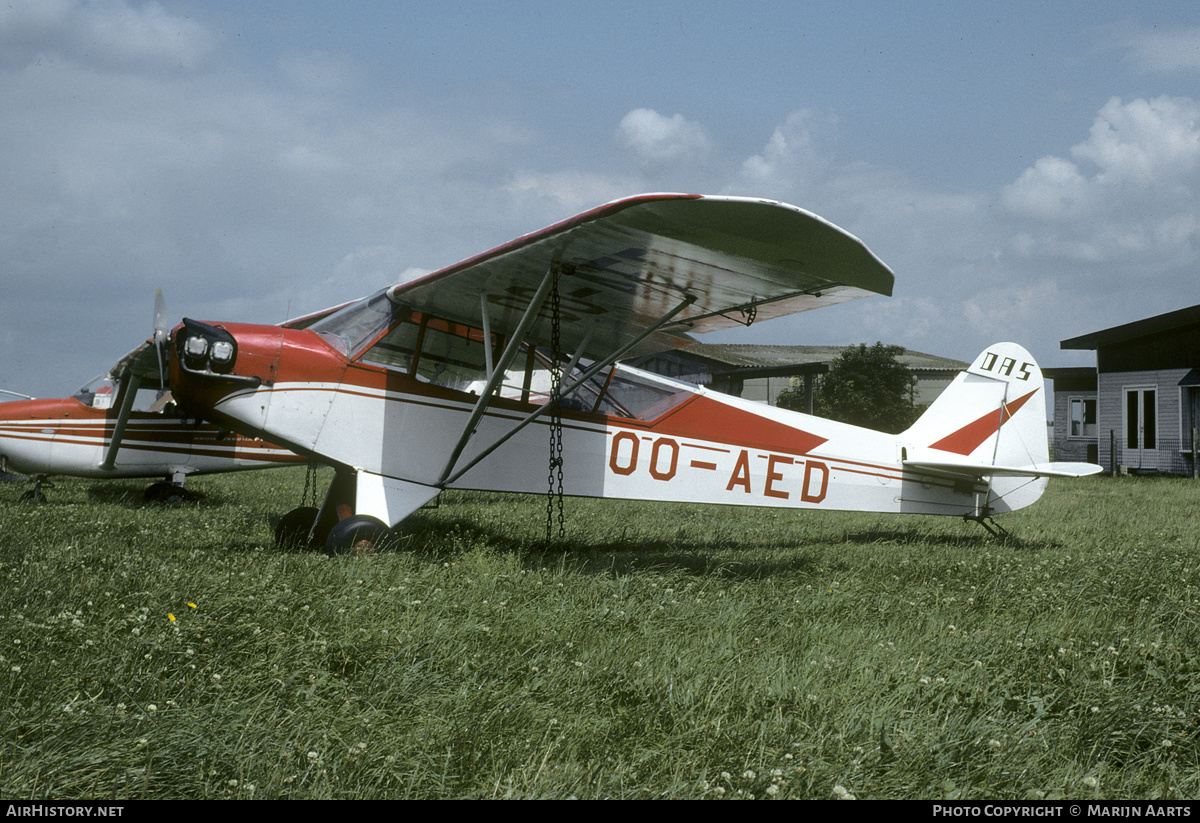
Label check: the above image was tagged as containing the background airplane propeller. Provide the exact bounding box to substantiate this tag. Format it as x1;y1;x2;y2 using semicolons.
153;288;169;391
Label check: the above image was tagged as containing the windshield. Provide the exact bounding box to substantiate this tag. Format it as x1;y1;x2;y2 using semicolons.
72;374;173;413
308;289;395;356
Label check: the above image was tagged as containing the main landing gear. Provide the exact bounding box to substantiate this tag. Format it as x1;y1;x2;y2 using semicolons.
273;468;398;555
143;480;198;505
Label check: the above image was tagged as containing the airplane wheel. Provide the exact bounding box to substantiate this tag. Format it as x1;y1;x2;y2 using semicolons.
274;506;321;551
325;515;396;556
18;489;46;505
144;482;187;505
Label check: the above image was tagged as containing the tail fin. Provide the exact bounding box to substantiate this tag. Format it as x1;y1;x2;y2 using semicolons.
902;342;1099;514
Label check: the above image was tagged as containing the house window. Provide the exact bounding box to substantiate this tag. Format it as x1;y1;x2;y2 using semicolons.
1069;397;1096;438
1125;387;1157;451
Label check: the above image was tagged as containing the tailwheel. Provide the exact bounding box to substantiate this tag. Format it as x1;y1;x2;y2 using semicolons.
325;514;396;556
274;506;325;552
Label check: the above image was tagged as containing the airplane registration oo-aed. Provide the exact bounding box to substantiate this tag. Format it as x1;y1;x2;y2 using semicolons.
163;193;1099;553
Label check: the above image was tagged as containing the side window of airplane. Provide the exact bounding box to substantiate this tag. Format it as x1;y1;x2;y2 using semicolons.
410;323;490;391
348;302;688;421
360;314;493;393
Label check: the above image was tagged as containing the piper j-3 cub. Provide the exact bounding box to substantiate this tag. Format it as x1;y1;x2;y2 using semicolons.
0;293;304;504
167;193;1099;553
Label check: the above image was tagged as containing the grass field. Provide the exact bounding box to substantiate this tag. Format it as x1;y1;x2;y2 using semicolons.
1;468;1197;799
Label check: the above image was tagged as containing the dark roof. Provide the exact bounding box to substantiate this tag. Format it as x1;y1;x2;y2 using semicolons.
675;344;967;372
1061;304;1200;350
1043;367;1097;378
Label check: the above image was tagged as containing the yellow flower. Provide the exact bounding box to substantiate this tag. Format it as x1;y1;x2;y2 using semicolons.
188;602;197;609
168;613;176;622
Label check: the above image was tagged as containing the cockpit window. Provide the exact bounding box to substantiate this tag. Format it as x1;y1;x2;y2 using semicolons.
72;375;173;413
361;313;492;391
326;293;695;421
72;376;118;409
309;289;395;356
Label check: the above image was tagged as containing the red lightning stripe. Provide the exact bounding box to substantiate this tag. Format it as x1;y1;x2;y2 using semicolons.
928;389;1038;456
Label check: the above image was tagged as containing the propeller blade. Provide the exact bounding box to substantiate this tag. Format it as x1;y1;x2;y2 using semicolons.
153;289;168;390
153;289;168;342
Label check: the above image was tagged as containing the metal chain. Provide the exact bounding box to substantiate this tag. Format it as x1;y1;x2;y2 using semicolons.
546;272;565;541
302;461;318;507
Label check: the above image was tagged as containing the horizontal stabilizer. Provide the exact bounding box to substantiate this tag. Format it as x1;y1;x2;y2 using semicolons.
905;459;1103;479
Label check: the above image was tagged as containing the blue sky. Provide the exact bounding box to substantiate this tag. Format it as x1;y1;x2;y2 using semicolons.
2;0;1199;398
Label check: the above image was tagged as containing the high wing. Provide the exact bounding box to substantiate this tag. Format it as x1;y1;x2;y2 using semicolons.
389;194;894;361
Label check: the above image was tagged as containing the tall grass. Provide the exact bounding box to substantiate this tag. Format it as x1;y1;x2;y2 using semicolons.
0;470;1197;798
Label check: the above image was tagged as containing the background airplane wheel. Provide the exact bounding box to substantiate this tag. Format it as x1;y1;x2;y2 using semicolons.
325;515;396;556
274;506;321;551
144;481;188;505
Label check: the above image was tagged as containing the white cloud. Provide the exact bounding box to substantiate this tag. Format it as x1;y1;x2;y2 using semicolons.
999;96;1200;270
0;0;217;71
739;108;838;195
616;108;711;165
506;170;642;215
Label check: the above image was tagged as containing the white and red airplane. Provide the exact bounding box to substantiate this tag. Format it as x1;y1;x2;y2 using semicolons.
165;193;1099;553
0;295;307;504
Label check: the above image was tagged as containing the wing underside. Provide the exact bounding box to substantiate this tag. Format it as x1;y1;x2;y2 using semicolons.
390;194;895;362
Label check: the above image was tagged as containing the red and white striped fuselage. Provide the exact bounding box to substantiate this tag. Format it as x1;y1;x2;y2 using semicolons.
0;396;303;482
171;321;1067;529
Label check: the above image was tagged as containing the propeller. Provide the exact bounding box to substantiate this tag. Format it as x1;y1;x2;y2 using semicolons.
153;288;169;394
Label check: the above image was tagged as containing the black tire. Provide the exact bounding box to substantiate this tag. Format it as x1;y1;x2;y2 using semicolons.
274;506;321;551
325;514;396;556
144;481;188;504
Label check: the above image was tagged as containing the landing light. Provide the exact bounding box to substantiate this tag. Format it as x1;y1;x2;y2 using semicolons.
210;340;235;364
184;336;208;358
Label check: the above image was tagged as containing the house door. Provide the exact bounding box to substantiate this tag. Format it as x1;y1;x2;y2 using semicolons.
1185;386;1200;473
1124;387;1157;469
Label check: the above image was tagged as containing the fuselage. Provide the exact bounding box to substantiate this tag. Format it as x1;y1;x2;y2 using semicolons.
169;313;1005;526
0;395;303;480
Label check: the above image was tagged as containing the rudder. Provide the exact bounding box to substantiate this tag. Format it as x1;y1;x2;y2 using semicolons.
903;342;1051;513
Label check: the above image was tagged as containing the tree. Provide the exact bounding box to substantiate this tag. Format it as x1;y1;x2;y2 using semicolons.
811;342;918;434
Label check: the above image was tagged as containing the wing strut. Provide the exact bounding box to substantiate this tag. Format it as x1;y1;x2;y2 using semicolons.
100;373;142;471
440;291;697;488
436;263;561;485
